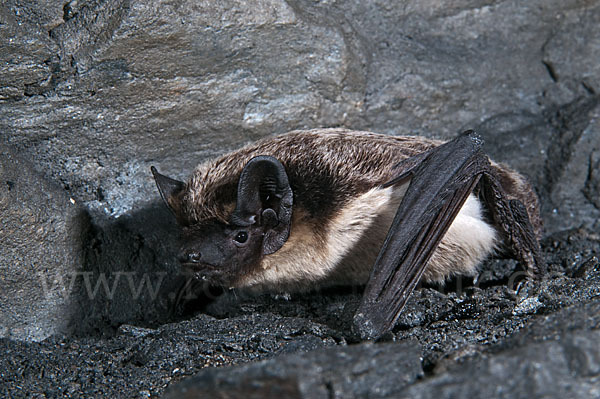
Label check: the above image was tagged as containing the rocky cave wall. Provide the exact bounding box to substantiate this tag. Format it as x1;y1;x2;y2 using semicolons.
1;0;599;397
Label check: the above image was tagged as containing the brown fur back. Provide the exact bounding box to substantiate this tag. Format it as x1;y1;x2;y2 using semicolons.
180;128;541;236
183;129;438;223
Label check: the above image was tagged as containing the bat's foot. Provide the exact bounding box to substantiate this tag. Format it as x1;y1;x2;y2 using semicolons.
352;306;392;341
353;132;488;341
352;311;380;341
353;130;544;341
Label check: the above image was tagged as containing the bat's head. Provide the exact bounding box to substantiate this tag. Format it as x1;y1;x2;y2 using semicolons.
151;156;293;287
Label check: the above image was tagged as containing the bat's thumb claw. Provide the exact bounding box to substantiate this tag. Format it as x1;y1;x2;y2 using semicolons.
352;311;385;341
460;129;484;148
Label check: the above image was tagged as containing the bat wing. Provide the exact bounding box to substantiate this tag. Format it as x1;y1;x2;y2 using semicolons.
353;131;543;340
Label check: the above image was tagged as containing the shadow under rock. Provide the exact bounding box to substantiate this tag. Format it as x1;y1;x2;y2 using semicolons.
67;202;216;337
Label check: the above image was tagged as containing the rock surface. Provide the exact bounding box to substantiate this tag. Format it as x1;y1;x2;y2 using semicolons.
0;0;599;397
0;145;88;341
401;328;600;399
2;0;599;229
1;229;599;397
163;341;424;399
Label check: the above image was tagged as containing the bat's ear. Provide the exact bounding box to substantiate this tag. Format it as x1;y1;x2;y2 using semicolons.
232;156;293;255
151;166;185;216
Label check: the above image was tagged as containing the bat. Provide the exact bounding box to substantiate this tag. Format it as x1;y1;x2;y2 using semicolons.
151;128;544;340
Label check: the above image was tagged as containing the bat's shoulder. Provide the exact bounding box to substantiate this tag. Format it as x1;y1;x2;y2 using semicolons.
195;128;441;180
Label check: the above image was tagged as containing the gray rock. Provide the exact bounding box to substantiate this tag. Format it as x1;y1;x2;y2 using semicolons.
162;341;424;399
0;144;89;341
0;226;598;397
0;1;62;99
0;0;598;232
69;204;186;335
401;328;600;399
542;6;600;103
0;312;343;398
1;0;364;221
543;103;600;232
1;0;600;397
476;97;600;233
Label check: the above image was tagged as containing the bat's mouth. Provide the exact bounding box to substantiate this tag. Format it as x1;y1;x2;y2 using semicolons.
180;261;217;270
180;262;232;286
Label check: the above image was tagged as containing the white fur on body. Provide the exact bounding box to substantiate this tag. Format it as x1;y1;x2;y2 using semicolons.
238;184;498;292
180;129;533;293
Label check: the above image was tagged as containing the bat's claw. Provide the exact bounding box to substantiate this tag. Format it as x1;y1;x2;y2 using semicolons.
352;309;386;341
460;129;484;150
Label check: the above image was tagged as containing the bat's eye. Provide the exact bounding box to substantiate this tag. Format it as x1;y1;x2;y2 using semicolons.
234;231;249;244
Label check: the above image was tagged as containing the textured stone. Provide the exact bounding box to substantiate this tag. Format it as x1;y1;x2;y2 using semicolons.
163;341;424;399
543;104;600;232
476;97;600;233
0;313;342;397
401;329;600;399
0;2;62;99
0;0;597;229
1;0;364;220
1;0;600;396
0;145;88;341
0;227;598;396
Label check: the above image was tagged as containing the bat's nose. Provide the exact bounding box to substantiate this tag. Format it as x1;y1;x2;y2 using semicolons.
179;251;202;264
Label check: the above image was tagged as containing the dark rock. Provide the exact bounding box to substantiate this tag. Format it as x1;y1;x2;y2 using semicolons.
70;204;185;336
0;0;597;233
0;226;598;397
542;102;600;232
476;96;600;233
0;2;62;99
1;0;600;397
0;312;341;397
401;328;600;399
542;7;600;102
392;227;600;369
162;341;424;399
0;144;89;341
